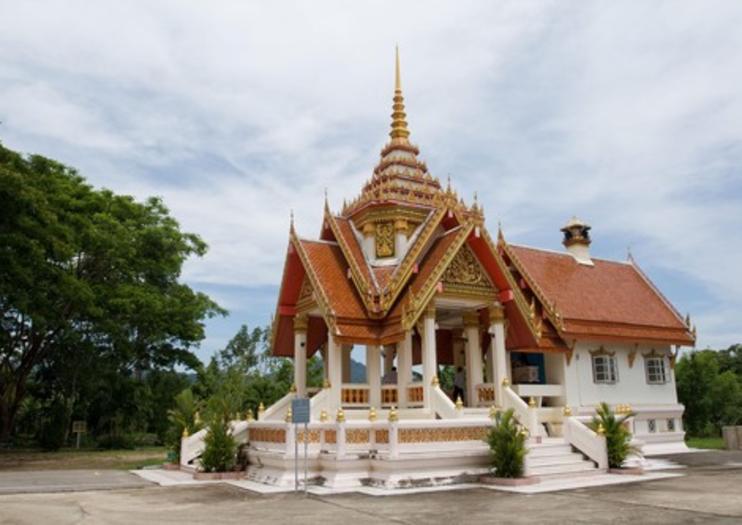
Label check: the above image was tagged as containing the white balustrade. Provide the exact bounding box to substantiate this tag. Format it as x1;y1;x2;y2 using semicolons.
563;416;608;470
502;386;540;436
431;386;460;419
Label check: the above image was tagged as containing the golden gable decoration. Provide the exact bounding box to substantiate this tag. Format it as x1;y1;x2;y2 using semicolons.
441;246;495;300
375;221;395;258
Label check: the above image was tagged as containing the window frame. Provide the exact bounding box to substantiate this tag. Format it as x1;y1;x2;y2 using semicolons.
591;354;619;384
644;355;668;385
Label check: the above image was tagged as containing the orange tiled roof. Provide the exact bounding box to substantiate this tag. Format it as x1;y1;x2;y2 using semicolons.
373;266;396;290
333;216;375;290
507;245;694;344
299;239;367;320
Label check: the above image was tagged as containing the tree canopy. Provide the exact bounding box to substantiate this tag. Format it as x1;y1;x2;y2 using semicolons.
0;142;223;442
676;345;742;436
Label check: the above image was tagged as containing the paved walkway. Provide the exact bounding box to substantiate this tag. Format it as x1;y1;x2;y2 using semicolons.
0;469;152;495
0;451;740;524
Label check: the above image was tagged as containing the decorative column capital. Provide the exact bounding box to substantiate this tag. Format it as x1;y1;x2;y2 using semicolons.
424;302;436;319
363;222;376;235
462;311;480;328
293;313;309;332
489;304;505;323
394;219;408;232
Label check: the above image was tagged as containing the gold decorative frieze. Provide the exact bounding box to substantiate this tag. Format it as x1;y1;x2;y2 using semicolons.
375;221;395;258
442;246;489;287
398;426;489;443
375;429;390;444
249;428;286;443
324;430;337;444
346;429;370;444
296;430;321;443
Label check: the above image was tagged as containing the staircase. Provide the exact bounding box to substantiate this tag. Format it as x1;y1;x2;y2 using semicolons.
525;438;603;479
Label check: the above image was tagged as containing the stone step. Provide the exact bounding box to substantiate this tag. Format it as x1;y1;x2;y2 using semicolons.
535;467;606;482
526;460;598;477
527;452;587;467
527;444;573;458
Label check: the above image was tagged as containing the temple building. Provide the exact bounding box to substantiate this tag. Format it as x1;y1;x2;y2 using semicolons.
181;50;696;488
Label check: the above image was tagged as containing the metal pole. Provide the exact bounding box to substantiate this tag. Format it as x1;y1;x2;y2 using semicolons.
76;432;80;449
303;421;308;496
294;423;298;492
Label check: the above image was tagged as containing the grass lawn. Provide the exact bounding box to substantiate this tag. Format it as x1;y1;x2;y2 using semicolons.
686;436;725;450
0;447;168;471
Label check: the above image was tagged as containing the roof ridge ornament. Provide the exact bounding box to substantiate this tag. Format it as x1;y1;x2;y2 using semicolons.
390;45;410;141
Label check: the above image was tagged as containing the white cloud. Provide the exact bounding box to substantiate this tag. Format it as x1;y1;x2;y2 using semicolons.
0;0;740;349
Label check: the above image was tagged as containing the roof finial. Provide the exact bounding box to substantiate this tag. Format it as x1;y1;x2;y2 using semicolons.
324;187;329;210
390;46;410;141
289;209;295;232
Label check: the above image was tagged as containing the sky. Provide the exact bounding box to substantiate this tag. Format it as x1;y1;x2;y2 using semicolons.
1;1;741;362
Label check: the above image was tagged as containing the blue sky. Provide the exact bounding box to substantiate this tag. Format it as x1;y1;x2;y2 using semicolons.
1;1;740;362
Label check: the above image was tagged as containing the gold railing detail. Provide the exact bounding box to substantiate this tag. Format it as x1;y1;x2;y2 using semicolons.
477;385;495;403
381;387;398;405
341;387;370;405
408;385;424;403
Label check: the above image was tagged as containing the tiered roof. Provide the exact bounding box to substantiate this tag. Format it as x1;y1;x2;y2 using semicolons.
269;51;695;359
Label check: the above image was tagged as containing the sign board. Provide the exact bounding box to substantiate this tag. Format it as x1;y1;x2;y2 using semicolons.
72;421;87;433
291;398;310;424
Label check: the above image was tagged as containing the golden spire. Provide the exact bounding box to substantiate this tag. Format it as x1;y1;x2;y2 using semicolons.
390;46;410;141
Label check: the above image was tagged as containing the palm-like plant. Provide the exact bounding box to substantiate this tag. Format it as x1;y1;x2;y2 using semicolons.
166;388;203;460
590;402;640;468
486;408;528;478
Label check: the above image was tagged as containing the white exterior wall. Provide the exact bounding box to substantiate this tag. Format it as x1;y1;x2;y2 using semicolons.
562;340;686;452
565;341;678;407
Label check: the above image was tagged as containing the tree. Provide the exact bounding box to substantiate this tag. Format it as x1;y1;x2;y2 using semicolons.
0;143;223;441
217;324;261;373
676;348;742;436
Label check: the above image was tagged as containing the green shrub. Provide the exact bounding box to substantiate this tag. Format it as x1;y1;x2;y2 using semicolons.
199;415;236;473
96;433;136;450
590;402;640;468
486;408;527;478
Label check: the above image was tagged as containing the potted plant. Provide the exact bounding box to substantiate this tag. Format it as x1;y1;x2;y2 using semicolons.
480;408;538;486
590;402;643;474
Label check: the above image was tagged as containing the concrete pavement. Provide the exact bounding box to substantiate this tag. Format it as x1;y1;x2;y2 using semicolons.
0;469;152;495
0;451;740;524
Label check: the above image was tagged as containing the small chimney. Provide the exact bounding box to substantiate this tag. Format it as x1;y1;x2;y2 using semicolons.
561;217;593;266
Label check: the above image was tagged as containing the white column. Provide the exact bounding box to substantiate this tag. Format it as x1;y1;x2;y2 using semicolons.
293;314;308;398
463;312;483;407
394;219;408;258
422;304;437;411
397;333;412;408
362;223;375;261
327;335;342;412
342;344;352;383
489;305;508;405
366;345;381;408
